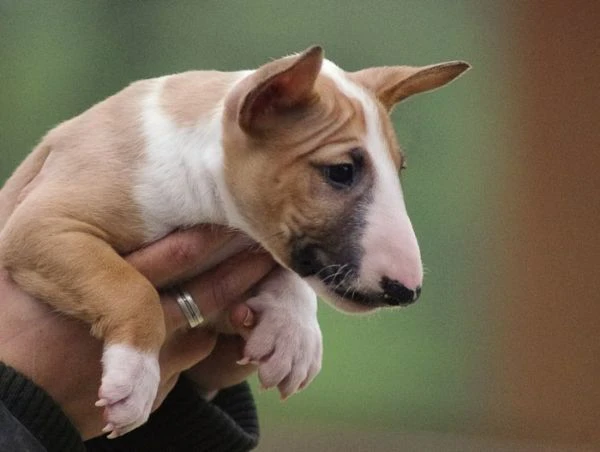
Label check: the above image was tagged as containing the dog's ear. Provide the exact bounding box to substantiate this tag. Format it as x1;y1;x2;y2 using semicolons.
351;61;470;111
238;46;324;134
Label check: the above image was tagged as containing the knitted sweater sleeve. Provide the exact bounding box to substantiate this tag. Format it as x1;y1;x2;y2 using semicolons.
0;362;259;452
0;362;84;452
85;376;260;452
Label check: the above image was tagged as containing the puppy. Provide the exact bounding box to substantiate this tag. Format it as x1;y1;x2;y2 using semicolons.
0;46;469;437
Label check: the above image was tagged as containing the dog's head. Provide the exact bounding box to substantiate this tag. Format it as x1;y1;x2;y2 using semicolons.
222;46;469;313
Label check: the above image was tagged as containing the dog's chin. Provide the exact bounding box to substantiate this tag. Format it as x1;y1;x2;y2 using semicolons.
304;277;385;314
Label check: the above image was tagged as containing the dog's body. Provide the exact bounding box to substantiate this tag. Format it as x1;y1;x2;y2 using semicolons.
0;47;468;437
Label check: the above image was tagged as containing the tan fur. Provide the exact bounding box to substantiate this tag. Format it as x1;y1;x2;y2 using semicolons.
161;71;243;127
222;70;375;262
376;101;403;169
351;61;470;110
0;80;164;349
0;144;51;231
219;50;418;265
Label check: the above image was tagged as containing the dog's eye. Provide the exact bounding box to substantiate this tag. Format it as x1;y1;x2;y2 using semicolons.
323;163;355;188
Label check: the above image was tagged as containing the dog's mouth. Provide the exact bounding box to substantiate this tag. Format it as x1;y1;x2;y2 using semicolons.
304;272;417;314
333;284;416;308
332;285;387;310
290;243;418;312
291;255;380;312
316;265;421;312
304;277;384;313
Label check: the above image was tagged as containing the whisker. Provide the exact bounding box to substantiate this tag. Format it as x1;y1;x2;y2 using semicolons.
332;264;349;291
315;264;342;281
342;283;353;300
422;262;431;276
334;264;353;290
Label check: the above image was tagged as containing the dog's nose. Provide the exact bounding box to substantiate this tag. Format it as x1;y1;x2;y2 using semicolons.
380;277;421;306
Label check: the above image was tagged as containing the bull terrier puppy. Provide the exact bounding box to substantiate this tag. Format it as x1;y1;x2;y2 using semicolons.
0;46;469;437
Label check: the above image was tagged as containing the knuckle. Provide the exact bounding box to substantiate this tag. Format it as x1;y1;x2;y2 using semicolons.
212;266;238;302
167;234;199;268
210;275;230;309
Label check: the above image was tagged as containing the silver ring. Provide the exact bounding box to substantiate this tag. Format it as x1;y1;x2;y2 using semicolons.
174;288;204;328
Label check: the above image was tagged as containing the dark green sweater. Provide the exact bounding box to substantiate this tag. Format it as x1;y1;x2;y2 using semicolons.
0;362;259;451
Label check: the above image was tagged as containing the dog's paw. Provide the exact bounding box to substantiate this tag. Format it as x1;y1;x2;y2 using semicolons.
243;289;322;399
96;344;160;438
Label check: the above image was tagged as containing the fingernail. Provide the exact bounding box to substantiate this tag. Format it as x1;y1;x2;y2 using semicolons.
237;357;250;365
242;310;254;327
102;423;113;433
95;399;107;407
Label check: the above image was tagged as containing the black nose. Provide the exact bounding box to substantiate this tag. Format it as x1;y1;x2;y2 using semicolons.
380;277;421;306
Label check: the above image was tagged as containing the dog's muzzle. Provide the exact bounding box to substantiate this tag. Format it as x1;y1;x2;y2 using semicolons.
332;278;420;308
291;244;421;308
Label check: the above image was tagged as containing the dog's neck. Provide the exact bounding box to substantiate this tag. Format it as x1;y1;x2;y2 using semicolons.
135;75;252;242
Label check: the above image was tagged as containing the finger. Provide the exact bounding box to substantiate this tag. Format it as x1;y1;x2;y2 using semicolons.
190;250;275;318
125;225;235;287
228;303;256;338
163;251;275;331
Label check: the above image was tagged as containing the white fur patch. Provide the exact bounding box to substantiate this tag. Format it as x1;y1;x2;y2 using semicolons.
98;344;160;437
321;61;423;291
135;74;250;242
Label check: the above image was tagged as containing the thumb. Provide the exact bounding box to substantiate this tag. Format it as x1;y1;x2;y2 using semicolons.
227;303;256;341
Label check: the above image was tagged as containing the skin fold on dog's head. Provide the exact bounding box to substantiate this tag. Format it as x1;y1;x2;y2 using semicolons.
222;46;469;313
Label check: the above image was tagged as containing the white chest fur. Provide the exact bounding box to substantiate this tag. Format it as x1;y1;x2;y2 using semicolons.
134;76;247;242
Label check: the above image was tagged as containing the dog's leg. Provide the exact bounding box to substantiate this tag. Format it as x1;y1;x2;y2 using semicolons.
0;214;165;438
242;267;322;398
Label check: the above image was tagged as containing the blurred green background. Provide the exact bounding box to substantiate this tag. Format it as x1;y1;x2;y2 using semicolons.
5;2;596;451
0;0;503;447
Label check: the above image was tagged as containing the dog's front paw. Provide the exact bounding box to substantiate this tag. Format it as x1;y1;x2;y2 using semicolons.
243;290;322;399
96;344;160;438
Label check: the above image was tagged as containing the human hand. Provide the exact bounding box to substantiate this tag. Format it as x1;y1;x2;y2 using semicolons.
0;226;274;439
